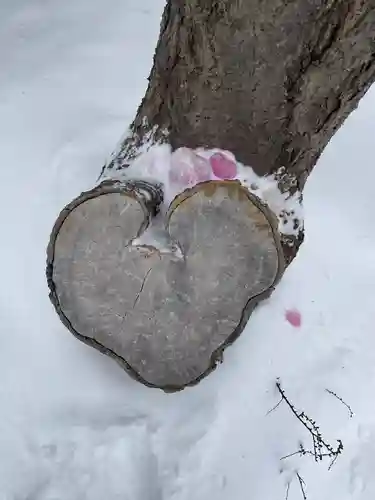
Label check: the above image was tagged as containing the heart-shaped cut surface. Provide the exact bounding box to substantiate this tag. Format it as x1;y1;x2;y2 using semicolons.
47;180;283;390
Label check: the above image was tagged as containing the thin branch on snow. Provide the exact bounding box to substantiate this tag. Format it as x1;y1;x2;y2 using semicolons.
275;379;344;467
266;398;283;415
284;472;307;499
296;472;307;500
328;452;340;471
281;443;337;461
281;450;304;461
285;479;291;500
325;389;354;418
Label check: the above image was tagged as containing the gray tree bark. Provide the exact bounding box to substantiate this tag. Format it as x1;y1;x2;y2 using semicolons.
105;0;375;263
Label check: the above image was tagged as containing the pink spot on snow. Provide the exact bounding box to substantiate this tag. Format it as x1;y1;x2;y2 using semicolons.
285;309;302;328
169;148;211;188
209;153;237;179
193;154;212;183
169;163;195;185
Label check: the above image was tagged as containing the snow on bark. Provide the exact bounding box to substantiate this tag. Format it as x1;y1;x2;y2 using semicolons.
101;142;304;238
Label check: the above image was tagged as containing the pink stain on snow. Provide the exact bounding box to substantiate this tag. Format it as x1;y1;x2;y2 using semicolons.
285;309;302;328
169;148;211;187
209;152;237;179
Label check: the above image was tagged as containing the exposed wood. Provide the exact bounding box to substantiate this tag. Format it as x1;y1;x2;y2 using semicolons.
47;180;284;390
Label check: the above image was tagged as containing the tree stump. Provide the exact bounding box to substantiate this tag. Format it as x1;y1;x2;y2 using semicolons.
47;179;284;390
47;0;375;389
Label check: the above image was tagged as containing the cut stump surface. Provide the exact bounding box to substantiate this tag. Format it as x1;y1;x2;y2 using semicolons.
47;180;284;390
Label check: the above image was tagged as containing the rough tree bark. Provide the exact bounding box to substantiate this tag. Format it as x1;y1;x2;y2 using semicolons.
47;0;375;390
106;0;375;261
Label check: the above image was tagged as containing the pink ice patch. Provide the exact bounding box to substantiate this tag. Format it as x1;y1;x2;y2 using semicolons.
169;148;211;187
192;154;212;182
209;153;237;179
285;309;302;328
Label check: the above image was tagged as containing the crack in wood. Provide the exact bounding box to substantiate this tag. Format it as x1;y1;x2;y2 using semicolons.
132;267;153;310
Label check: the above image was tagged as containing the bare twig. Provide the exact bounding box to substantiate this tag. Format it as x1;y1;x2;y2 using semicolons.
296;472;307;499
281;450;305;461
276;379;343;466
285;480;291;500
281;448;333;461
328;453;340;471
325;389;354;418
266;398;283;416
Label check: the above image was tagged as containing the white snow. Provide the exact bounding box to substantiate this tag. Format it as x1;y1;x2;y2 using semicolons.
1;1;375;499
104;143;304;236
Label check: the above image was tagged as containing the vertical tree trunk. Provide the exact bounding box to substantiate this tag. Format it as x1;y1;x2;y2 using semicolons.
105;0;375;260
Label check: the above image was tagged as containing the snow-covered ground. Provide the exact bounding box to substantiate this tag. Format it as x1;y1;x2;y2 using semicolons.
1;1;375;499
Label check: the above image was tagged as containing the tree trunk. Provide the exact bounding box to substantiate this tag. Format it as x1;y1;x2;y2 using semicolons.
105;0;375;259
47;0;375;390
